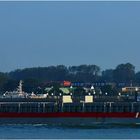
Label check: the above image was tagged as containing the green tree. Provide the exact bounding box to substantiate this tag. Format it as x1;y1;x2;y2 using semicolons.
102;69;114;82
0;72;9;92
68;64;100;82
135;72;140;85
113;63;135;83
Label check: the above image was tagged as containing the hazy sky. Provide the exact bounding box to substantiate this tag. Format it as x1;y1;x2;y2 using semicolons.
0;1;140;72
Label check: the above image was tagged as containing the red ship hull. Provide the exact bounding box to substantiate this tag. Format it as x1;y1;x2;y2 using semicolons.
0;112;140;125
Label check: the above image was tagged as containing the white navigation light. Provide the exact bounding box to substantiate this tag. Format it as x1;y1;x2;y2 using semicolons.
43;94;47;98
135;87;138;91
91;86;94;90
31;92;35;96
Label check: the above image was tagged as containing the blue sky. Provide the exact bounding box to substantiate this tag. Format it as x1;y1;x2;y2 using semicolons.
0;1;140;72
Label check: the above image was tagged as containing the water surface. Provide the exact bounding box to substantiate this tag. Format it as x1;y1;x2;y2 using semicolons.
0;124;140;139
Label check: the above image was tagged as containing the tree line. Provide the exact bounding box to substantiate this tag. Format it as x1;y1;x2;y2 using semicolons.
0;63;140;93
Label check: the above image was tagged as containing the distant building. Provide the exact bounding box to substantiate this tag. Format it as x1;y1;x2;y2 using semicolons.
63;81;71;86
122;87;140;93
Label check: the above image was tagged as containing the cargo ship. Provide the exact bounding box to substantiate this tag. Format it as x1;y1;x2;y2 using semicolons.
1;81;140;126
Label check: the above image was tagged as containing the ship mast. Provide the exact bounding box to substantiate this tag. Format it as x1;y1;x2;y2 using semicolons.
18;80;23;96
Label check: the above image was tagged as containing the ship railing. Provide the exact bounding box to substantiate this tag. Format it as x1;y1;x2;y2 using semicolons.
0;101;140;113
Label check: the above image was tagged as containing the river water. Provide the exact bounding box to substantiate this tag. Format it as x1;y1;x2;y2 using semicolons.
0;124;140;139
